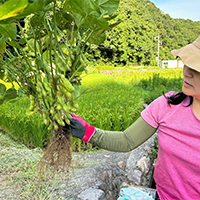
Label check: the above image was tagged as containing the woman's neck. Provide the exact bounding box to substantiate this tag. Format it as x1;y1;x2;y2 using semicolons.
192;98;200;120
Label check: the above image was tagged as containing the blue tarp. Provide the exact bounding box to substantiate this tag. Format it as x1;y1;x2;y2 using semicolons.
118;187;155;200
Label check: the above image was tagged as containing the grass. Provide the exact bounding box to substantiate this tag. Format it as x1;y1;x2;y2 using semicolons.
0;131;68;200
0;131;103;200
0;131;44;200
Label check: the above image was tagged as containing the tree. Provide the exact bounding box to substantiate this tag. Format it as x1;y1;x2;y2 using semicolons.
84;0;200;66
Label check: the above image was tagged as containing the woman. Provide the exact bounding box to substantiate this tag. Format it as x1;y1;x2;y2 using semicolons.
65;36;200;200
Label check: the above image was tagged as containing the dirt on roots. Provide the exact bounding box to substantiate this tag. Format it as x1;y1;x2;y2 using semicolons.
36;127;72;177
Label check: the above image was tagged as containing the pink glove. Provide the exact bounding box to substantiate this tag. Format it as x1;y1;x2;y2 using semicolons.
64;113;95;142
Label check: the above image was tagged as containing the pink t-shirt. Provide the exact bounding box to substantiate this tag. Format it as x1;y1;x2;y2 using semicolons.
141;91;200;200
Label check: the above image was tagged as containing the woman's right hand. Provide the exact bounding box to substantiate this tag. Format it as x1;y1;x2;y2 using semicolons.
63;113;95;142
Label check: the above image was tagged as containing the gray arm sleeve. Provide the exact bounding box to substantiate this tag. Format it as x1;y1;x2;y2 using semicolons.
89;116;157;152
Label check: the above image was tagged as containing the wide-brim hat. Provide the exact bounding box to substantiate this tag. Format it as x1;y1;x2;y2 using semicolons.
171;36;200;72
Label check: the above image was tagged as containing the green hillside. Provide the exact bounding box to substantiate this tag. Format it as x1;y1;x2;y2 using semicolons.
85;0;200;66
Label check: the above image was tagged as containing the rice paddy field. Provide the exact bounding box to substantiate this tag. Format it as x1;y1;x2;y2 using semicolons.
0;66;183;149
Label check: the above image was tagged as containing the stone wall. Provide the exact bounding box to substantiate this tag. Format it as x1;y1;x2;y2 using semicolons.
52;133;157;200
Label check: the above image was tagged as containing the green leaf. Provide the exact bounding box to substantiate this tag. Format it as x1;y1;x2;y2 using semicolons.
69;0;97;17
4;88;18;100
0;0;54;22
7;40;20;48
0;23;17;39
0;87;18;104
97;0;120;15
19;38;26;45
16;0;55;18
86;11;110;30
0;0;28;21
68;0;112;30
89;31;106;44
0;99;4;105
73;9;109;30
73;13;84;28
62;11;74;23
0;83;6;97
0;37;6;57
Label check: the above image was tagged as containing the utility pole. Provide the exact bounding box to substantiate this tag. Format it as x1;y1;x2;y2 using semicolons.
154;34;160;67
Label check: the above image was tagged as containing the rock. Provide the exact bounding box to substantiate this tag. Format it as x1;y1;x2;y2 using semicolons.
105;191;114;200
126;134;156;187
117;161;126;170
77;188;105;200
95;181;108;193
100;171;109;182
144;145;152;154
128;169;142;185
136;156;149;175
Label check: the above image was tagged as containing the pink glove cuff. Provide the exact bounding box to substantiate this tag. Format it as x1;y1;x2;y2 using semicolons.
71;113;95;142
82;125;95;142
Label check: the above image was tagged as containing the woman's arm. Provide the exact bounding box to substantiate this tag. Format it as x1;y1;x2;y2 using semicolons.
90;116;157;152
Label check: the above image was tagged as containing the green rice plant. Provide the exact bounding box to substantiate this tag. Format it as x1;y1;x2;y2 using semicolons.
108;68;183;84
68;73;146;151
136;72;183;104
77;82;144;131
81;72;116;87
0;97;50;148
91;65;116;70
0;67;184;152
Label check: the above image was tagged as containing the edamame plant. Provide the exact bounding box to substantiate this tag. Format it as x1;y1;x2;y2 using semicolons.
0;0;120;175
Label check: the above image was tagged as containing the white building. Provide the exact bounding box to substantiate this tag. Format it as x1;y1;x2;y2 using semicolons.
159;60;184;69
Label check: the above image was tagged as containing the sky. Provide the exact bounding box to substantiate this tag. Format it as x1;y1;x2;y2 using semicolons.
150;0;200;21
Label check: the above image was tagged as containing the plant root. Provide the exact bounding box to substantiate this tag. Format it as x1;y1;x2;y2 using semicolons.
36;126;72;177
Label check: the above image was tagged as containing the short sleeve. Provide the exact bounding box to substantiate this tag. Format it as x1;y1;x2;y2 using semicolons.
141;92;175;128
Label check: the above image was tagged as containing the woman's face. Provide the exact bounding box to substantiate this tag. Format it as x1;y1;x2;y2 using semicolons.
182;65;200;100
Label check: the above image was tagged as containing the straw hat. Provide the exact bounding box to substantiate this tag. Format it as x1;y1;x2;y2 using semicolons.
171;36;200;72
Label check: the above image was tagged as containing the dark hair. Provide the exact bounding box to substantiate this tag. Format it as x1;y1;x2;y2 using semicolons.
163;91;193;107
